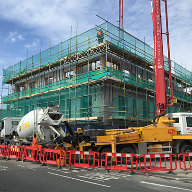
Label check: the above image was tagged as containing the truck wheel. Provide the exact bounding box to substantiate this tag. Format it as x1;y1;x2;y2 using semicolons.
180;145;192;153
120;147;135;164
180;145;192;161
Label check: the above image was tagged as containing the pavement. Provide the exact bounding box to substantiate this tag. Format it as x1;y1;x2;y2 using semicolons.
131;161;192;184
144;169;192;183
100;159;192;183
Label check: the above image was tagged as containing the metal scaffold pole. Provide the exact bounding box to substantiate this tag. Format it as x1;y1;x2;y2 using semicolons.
47;37;51;107
87;36;90;125
59;41;62;108
38;42;42;108
74;23;78;126
68;26;72;122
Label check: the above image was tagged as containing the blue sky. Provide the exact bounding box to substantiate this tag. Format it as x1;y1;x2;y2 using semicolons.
0;0;192;95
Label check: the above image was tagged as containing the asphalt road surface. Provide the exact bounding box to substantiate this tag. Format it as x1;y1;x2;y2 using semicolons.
0;159;192;192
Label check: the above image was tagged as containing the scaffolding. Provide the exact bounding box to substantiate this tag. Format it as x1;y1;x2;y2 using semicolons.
1;22;192;127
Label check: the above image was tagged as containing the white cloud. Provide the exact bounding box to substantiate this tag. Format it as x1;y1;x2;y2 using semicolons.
4;31;25;43
0;0;191;71
24;39;40;48
0;0;93;44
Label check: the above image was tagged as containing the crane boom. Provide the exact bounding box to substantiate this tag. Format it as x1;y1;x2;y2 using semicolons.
151;0;173;116
119;0;123;29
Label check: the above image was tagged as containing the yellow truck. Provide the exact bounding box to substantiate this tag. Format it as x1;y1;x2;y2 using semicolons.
61;113;192;155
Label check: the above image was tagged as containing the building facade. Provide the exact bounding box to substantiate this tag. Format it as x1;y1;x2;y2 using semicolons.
1;22;192;128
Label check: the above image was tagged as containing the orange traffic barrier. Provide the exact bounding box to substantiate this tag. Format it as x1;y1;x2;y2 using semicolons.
22;146;41;162
178;152;192;172
40;148;65;167
0;145;7;158
139;153;177;172
6;145;22;160
100;152;138;172
65;150;100;168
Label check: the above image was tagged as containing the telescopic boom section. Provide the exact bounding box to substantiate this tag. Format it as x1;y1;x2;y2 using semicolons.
151;0;173;116
152;0;166;115
119;0;123;29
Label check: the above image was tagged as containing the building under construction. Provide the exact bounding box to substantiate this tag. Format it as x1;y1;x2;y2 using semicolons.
1;22;192;128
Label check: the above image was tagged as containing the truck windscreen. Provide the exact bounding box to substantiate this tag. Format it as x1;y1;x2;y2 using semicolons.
48;113;63;120
186;117;192;127
0;121;4;130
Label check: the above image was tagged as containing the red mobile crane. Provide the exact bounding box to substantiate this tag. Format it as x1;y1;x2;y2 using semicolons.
151;0;174;116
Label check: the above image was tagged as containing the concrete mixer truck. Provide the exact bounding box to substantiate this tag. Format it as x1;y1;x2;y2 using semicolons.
0;106;66;146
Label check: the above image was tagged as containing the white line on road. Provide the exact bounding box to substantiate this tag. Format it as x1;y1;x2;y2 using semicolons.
48;168;69;173
47;172;110;188
141;181;192;191
18;165;25;168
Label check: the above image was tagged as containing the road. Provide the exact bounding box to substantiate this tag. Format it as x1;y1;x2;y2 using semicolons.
0;159;192;192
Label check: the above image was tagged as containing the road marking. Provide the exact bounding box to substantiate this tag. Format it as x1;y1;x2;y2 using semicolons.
78;173;120;182
48;168;69;173
0;166;8;171
71;167;81;170
18;165;25;168
141;181;192;191
47;172;110;188
61;168;70;171
109;173;132;177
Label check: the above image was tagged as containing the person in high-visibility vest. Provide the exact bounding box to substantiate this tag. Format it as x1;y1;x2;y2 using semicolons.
32;134;42;161
32;134;42;149
97;29;104;44
32;134;38;147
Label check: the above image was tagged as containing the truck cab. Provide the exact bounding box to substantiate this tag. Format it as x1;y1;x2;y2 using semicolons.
167;113;192;135
0;117;22;144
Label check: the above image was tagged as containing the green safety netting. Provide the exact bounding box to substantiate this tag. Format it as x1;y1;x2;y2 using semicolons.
2;84;103;119
2;23;104;84
2;67;192;104
3;22;192;85
1;84;187;121
174;62;192;82
1;67;189;121
2;69;107;102
1;22;191;122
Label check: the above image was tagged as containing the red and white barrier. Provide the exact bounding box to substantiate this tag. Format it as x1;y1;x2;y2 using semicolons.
40;148;65;166
2;143;192;173
100;152;138;172
22;146;40;162
0;145;7;158
65;150;100;168
139;153;177;172
178;152;192;171
6;145;22;160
